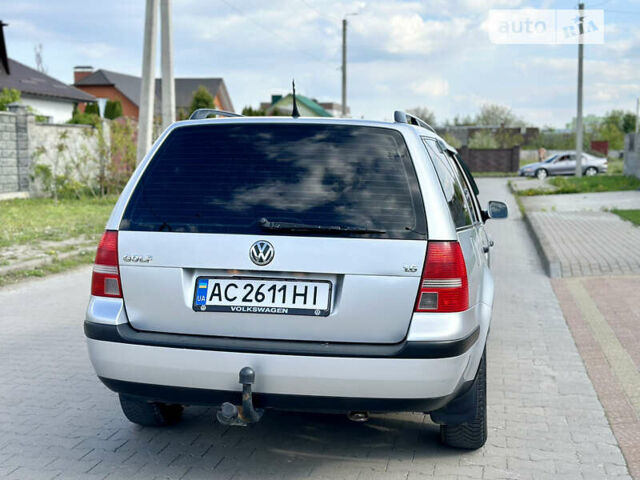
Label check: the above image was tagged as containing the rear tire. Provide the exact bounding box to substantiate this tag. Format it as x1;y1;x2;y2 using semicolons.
439;351;487;450
119;394;183;427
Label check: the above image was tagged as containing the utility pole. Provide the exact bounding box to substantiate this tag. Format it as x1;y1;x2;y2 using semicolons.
160;0;175;130
137;0;159;165
341;12;358;118
575;2;585;177
636;97;639;134
341;18;347;118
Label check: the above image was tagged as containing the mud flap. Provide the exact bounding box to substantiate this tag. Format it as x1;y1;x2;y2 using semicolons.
429;369;479;426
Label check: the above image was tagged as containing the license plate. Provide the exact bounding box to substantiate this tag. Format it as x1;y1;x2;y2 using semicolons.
193;277;332;316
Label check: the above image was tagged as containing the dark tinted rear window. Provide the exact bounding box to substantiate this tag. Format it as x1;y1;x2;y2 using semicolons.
121;124;426;239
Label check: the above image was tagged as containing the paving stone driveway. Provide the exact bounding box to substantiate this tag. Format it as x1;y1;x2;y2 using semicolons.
526;211;640;278
519;189;640;278
553;276;640;479
0;178;631;479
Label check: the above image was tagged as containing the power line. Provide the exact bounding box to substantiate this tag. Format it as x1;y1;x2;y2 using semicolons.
218;0;327;63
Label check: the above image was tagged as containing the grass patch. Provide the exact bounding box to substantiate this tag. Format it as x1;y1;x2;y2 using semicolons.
0;251;94;287
612;209;640;226
607;158;624;175
0;196;117;248
516;175;640;196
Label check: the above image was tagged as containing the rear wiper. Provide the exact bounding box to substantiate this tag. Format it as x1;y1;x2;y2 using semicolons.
258;218;386;234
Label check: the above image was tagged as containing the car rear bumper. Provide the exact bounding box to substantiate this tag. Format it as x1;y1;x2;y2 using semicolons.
85;323;479;407
98;377;471;413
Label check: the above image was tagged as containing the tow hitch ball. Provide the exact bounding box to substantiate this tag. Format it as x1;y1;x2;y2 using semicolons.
216;366;264;426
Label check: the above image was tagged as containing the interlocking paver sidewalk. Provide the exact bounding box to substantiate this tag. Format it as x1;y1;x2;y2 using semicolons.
553;275;640;479
0;178;631;479
526;211;640;277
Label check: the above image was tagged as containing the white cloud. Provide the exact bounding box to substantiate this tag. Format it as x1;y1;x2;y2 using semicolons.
3;0;640;127
75;43;118;61
411;78;450;97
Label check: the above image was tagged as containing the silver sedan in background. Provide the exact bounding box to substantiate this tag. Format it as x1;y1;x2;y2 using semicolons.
519;151;608;180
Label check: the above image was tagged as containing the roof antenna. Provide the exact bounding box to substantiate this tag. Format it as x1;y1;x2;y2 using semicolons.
291;79;300;118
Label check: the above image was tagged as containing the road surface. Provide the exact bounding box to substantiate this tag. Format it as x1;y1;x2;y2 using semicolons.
0;178;629;479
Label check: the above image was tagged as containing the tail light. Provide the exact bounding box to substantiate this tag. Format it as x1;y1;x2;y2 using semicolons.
91;230;122;298
414;241;468;313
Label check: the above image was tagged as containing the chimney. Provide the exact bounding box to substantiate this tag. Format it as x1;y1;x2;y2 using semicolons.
73;65;93;84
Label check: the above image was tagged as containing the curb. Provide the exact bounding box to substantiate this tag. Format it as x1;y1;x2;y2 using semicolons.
509;181;562;278
0;247;92;277
521;211;562;278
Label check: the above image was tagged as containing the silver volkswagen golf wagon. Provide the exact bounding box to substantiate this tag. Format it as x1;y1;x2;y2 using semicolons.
85;109;507;449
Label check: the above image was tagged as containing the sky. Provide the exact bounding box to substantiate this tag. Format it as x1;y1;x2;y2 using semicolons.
3;0;640;127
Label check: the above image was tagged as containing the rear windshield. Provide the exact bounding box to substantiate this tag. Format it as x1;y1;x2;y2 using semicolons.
120;123;426;240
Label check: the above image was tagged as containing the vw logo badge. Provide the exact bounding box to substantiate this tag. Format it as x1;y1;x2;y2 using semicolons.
250;240;274;266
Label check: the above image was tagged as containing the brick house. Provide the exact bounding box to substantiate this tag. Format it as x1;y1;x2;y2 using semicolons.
0;59;95;123
72;66;233;119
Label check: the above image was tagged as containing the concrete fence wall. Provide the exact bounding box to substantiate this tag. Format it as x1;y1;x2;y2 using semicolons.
624;133;640;179
0;111;20;194
0;104;109;197
458;146;520;172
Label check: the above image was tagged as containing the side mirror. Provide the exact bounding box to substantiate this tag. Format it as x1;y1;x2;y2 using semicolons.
484;201;508;221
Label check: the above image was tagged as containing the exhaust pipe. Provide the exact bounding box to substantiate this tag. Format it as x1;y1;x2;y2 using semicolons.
348;411;369;422
216;366;264;426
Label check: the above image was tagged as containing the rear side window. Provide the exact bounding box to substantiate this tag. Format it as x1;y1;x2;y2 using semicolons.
422;138;473;229
121;124;426;239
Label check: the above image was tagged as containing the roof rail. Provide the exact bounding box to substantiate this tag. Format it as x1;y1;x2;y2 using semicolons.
189;108;243;120
394;110;436;133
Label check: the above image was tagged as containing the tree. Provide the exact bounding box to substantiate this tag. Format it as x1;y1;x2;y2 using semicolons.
598;122;624;150
68;107;100;127
104;100;123;120
0;88;20;110
622;112;636;134
407;106;436;126
475;104;523;126
84;102;99;115
176;108;188;120
494;128;524;148
468;130;498;149
242;106;266;116
189;85;214;114
441;132;462;149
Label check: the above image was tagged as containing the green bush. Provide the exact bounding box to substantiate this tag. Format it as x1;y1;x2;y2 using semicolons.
442;133;462;149
106;118;137;194
242;106;266;116
0;87;21;110
84;103;99;115
68;111;101;126
468;130;498;149
104;100;123;120
31;163;94;200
